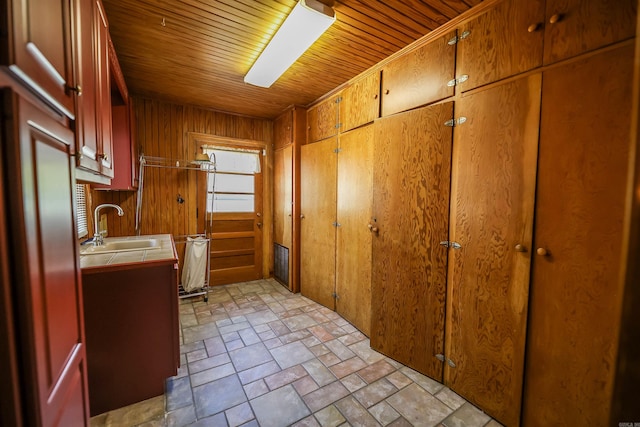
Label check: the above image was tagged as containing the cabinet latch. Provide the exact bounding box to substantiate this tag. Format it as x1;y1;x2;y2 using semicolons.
333;148;342;153
447;75;469;87
334;122;342;129
331;292;340;300
444;117;467;127
439;240;462;249
447;30;471;45
333;222;341;227
435;354;445;362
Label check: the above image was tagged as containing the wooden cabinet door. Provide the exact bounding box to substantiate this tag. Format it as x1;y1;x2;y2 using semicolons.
307;94;340;143
340;72;380;132
3;93;89;426
371;102;453;380
381;32;455;117
274;146;293;248
523;44;634;427
335;125;374;336
455;0;544;92
74;0;101;175
543;0;636;65
300;137;337;309
8;0;76;117
95;0;113;178
445;75;541;427
274;109;293;150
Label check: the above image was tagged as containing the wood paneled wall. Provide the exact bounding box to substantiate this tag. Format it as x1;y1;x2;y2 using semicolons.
91;97;273;276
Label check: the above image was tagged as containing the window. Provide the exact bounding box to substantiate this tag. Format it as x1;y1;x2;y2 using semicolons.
203;148;260;213
75;184;88;238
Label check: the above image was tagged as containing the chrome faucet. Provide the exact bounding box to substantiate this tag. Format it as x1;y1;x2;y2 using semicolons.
93;204;124;246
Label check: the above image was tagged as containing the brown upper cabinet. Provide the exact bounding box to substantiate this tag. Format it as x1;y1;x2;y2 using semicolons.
339;72;380;132
4;0;77;118
274;108;294;150
381;31;456;117
455;0;545;92
307;93;341;143
542;0;636;65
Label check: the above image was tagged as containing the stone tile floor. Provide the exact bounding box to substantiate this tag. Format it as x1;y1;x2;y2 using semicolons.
90;279;503;427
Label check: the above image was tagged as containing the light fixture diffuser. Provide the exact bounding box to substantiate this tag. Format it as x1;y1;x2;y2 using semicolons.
244;0;336;88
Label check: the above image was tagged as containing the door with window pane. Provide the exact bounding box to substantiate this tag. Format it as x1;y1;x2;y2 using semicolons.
204;148;263;285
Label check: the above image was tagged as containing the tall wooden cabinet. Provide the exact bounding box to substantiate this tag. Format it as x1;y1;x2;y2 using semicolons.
522;43;634;427
300;137;337;309
445;75;541;427
335;125;374;336
370;102;454;379
0;85;90;426
273;106;305;292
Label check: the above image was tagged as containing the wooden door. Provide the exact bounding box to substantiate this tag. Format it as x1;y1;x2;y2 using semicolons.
445;75;541;427
381;31;456;117
455;0;545;92
335;125;374;336
370;102;453;380
274;146;293;287
523;44;634;427
300;137;337;309
3;92;89;426
209;156;264;286
340;72;380;132
307;94;340;144
543;0;636;65
9;0;76;117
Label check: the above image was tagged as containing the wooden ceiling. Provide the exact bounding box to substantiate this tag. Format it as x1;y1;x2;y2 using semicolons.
102;0;483;119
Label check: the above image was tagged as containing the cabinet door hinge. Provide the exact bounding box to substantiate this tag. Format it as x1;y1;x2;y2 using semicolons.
447;30;471;45
447;75;469;87
334;122;342;129
447;359;456;368
335;96;343;103
439;240;462;249
435;354;445;362
444;117;467;127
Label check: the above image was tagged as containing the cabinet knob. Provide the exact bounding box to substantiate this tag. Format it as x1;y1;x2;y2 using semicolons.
368;224;379;234
256;222;262;228
66;84;82;96
536;247;549;256
98;153;108;161
514;244;527;252
549;14;562;24
300;214;305;219
385;89;390;95
374;94;379;99
527;23;540;33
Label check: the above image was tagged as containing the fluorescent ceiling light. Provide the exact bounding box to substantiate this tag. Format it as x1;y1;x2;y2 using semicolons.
244;0;336;88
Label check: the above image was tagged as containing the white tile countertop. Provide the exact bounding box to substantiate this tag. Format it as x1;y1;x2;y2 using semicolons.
79;234;177;269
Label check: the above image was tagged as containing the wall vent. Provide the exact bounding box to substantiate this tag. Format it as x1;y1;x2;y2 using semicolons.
274;243;289;286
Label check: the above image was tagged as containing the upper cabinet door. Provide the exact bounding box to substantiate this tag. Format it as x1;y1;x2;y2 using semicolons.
381;31;456;117
543;0;637;65
455;0;545;92
8;0;76;118
307;94;340;143
274;109;294;150
340;72;380;132
94;0;113;178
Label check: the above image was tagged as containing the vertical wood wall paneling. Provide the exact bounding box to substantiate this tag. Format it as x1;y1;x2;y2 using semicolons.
542;0;637;66
445;74;542;427
381;31;456;117
370;102;454;380
90;97;273;277
455;0;545;92
335;124;374;336
611;6;640;421
292;107;306;293
523;43;634;427
300;137;338;309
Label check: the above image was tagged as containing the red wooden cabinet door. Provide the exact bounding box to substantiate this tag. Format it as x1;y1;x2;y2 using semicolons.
3;91;89;426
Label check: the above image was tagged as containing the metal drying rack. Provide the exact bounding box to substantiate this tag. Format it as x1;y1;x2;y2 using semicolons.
135;155;216;302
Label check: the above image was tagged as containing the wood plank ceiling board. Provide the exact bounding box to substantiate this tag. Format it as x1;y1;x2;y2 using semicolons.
102;0;481;119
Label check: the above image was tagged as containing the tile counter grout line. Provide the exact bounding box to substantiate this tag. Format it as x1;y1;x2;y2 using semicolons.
90;278;501;427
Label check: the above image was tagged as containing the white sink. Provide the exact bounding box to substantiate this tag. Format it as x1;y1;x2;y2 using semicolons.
80;238;161;255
